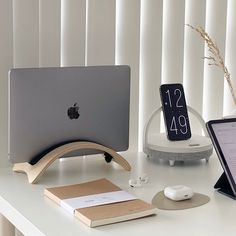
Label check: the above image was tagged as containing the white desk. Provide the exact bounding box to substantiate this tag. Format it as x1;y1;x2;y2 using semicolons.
0;152;235;236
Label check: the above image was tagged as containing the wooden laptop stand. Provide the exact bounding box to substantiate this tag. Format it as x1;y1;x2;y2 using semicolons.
13;141;131;184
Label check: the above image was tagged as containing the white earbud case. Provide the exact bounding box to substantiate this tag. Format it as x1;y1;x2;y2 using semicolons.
164;185;194;201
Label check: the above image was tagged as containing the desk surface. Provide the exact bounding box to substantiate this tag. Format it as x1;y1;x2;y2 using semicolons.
0;152;235;236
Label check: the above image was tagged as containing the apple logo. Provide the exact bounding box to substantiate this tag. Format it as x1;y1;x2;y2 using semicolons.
67;103;80;119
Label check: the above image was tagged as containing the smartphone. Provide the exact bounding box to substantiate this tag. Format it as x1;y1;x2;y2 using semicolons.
159;83;191;141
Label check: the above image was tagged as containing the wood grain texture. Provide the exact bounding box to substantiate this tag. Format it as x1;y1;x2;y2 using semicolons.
13;141;131;184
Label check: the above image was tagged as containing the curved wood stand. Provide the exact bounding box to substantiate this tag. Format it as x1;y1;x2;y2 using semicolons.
13;141;131;184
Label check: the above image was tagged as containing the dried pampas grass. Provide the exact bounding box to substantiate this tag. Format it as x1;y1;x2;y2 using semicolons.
187;24;236;106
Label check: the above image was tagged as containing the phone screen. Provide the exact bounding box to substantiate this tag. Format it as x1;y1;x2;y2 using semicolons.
160;83;191;141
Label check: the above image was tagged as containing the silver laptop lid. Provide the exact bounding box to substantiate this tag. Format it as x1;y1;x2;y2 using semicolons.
8;66;130;164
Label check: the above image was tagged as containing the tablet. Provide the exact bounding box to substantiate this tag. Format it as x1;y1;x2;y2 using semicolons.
206;118;236;196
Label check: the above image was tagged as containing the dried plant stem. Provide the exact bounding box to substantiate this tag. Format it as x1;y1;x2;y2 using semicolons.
187;24;236;106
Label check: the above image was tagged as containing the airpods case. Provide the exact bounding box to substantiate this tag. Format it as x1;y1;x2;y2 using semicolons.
164;185;194;201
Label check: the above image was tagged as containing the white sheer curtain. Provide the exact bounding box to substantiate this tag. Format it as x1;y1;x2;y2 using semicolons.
0;0;234;167
203;0;227;121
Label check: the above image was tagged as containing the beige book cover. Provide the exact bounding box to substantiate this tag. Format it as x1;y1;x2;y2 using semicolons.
44;178;157;227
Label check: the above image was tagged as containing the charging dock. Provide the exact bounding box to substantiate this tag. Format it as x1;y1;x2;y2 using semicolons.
143;106;213;166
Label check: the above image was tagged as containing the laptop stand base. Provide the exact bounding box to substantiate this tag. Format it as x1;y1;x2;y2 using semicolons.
12;141;131;184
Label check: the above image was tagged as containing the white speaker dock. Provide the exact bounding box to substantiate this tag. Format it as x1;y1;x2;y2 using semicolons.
143;106;213;166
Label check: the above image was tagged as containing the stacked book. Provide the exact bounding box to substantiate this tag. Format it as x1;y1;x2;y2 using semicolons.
44;178;157;227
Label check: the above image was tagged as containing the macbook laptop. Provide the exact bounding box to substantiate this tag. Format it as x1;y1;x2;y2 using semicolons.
8;66;130;164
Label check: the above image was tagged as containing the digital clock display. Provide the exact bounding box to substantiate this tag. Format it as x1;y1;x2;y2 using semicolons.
160;83;191;141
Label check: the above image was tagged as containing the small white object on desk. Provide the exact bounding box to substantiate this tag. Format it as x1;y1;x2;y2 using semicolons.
164;185;194;201
129;173;149;187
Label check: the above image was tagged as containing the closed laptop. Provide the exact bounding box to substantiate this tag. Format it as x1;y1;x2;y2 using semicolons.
8;66;130;164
